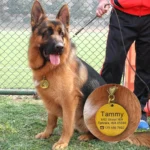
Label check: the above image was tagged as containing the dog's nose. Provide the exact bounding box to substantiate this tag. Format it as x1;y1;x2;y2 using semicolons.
55;43;64;53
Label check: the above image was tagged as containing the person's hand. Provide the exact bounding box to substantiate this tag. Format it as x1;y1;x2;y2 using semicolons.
96;0;110;17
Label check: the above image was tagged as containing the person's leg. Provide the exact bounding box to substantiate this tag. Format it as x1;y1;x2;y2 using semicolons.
134;14;150;129
101;9;149;129
101;9;138;83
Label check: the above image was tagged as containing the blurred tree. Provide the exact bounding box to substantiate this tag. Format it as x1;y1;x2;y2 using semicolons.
7;0;32;15
0;0;9;21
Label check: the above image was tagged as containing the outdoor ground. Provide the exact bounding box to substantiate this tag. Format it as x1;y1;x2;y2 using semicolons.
0;96;150;150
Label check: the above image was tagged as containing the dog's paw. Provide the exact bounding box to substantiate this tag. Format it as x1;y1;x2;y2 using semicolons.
78;134;95;141
52;141;68;150
35;132;50;139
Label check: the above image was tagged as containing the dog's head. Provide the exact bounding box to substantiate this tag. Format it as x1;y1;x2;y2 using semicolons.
30;0;70;67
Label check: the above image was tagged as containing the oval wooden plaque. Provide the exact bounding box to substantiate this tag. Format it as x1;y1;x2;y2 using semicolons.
84;84;141;142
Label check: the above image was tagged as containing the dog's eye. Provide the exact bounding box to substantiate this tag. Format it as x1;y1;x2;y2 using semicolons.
48;27;53;35
42;28;53;38
42;31;48;38
58;29;64;37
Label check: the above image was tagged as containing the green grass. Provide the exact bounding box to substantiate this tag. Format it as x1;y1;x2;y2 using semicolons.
0;96;150;150
0;29;106;89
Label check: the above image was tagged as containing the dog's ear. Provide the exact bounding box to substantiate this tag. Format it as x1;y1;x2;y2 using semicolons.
31;0;46;29
56;4;70;31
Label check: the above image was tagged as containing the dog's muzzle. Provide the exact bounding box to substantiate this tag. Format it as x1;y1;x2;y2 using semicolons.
54;42;64;54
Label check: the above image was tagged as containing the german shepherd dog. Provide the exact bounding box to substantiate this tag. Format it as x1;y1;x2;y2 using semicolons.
28;1;150;149
29;1;106;149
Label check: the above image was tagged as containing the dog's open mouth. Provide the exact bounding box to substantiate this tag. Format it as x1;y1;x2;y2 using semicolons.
49;54;60;65
43;51;60;66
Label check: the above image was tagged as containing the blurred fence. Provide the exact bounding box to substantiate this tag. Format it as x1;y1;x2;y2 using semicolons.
0;0;110;95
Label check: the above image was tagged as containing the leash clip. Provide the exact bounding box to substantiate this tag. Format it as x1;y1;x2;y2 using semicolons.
107;86;118;104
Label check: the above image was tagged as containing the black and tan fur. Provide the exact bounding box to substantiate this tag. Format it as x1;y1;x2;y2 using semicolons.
28;1;105;149
28;1;150;149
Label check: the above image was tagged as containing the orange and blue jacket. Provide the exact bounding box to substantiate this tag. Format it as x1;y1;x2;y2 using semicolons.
110;0;150;16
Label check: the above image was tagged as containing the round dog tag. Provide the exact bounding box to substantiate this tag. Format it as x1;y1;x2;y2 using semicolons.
40;79;49;89
95;103;128;136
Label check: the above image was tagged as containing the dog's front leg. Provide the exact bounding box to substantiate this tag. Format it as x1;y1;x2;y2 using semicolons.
35;112;57;139
52;100;77;150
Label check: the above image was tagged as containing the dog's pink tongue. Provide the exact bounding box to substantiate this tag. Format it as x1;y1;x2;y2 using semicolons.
49;54;60;66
